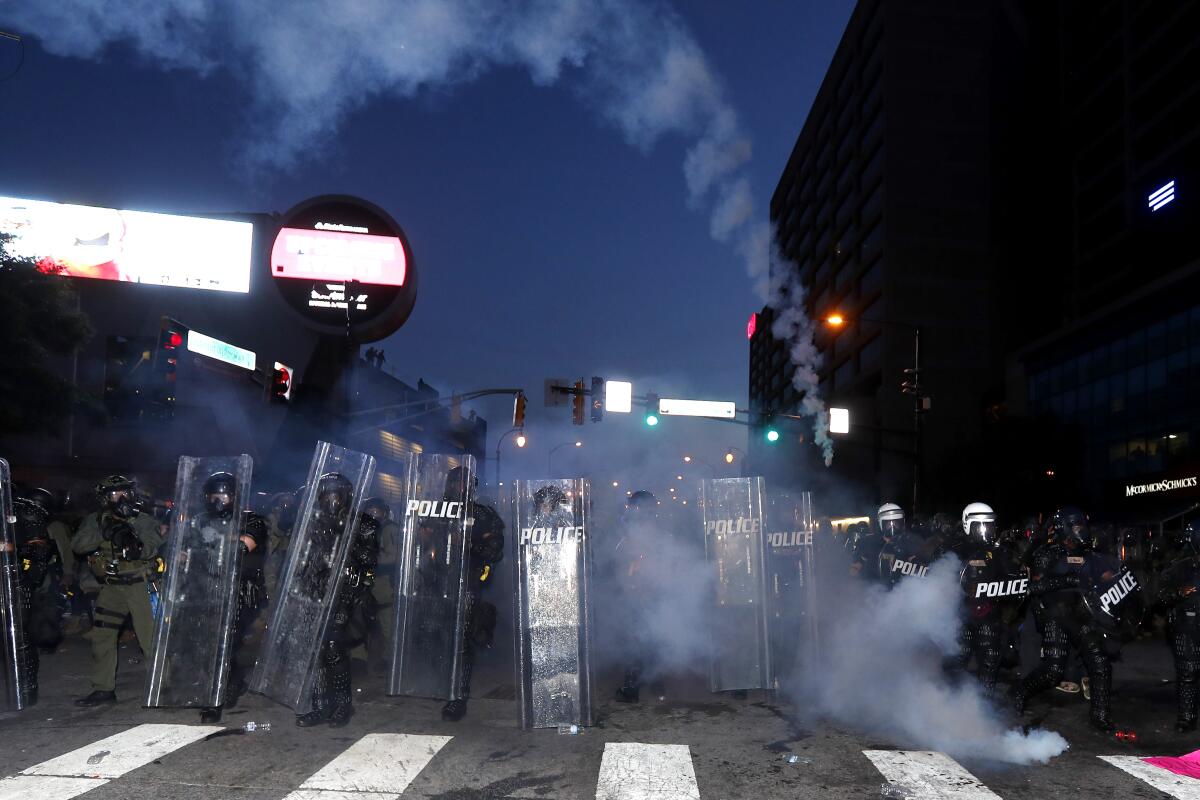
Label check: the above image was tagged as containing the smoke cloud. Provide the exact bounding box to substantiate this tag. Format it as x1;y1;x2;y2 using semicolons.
800;553;1068;764
9;0;833;465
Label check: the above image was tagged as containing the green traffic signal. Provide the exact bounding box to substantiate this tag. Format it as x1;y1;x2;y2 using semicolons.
765;428;780;443
645;413;660;427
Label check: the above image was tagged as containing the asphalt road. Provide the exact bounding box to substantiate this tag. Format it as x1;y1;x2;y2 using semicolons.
2;631;1198;799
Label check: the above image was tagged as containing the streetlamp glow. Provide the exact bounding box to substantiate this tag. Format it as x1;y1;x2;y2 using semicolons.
515;434;527;448
683;456;692;463
825;313;846;327
724;452;735;464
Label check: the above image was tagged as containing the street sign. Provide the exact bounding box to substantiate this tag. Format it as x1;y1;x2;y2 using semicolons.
186;329;256;371
830;407;850;434
658;398;736;419
604;380;632;413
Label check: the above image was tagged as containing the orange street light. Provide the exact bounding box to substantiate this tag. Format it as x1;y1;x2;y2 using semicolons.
825;313;846;327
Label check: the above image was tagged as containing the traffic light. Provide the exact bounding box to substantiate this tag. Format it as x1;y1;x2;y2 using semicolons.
590;376;604;423
153;316;187;417
270;362;293;403
644;393;660;427
901;368;921;396
762;413;780;443
572;380;586;425
513;392;527;428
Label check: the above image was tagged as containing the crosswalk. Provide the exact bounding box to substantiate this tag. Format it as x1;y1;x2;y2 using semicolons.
0;723;1197;799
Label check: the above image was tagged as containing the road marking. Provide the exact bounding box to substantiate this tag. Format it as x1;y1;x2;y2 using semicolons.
864;750;1001;800
283;733;452;800
1100;756;1200;800
0;776;106;800
595;742;700;800
1;723;219;800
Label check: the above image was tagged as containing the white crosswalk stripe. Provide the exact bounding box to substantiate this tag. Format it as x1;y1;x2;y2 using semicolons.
0;723;220;800
1099;756;1200;800
863;750;1002;800
282;732;452;800
595;742;700;800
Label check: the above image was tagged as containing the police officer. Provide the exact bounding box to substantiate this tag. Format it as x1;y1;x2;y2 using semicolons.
196;471;268;724
879;504;941;586
361;497;397;675
613;490;658;703
10;495;61;705
852;504;902;582
1156;521;1200;732
1012;507;1117;732
72;475;163;706
296;472;379;728
442;468;505;721
952;502;1019;694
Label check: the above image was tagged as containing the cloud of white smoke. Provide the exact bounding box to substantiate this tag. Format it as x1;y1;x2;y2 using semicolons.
803;554;1069;764
8;0;831;463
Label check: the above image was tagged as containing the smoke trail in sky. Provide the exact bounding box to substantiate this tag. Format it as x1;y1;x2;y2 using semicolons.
10;0;830;460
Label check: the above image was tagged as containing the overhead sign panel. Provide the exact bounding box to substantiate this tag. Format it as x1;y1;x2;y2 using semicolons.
271;227;406;286
0;195;253;293
830;407;850;434
186;329;256;371
605;380;632;413
658;398;736;419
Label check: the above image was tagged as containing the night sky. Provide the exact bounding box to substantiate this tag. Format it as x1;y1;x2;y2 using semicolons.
0;2;854;482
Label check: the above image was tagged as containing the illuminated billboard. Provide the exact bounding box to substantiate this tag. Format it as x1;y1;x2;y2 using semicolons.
0;196;253;293
271;195;417;343
271;227;406;286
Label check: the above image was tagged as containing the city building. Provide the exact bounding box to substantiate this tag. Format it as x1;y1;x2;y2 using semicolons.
751;0;1059;512
0;197;485;508
1014;1;1200;521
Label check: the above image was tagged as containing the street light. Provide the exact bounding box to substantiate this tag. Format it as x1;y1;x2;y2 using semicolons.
549;440;583;474
495;428;527;486
824;311;926;513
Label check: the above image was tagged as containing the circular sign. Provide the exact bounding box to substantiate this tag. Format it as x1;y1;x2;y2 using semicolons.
270;195;417;342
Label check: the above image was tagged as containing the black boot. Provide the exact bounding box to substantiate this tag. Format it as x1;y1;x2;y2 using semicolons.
75;690;116;707
441;699;468;721
296;709;327;727
328;701;354;728
200;706;223;724
1177;676;1198;734
616;668;640;703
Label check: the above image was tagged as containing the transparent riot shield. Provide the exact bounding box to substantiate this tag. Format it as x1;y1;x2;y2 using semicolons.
0;458;28;711
250;442;376;713
387;454;475;700
701;477;772;692
513;479;593;729
146;454;252;707
765;490;817;685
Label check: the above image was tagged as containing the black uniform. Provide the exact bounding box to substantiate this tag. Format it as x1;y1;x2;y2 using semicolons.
296;475;379;728
1156;528;1200;732
11;498;62;706
199;507;268;723
1014;511;1117;731
442;500;504;720
954;542;1024;693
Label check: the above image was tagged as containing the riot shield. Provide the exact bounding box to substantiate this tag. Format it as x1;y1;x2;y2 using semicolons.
701;477;772;692
0;458;28;711
387;454;475;700
250;442;376;713
879;532;934;586
146;454;253;708
1081;564;1146;646
513;479;594;729
765;490;816;684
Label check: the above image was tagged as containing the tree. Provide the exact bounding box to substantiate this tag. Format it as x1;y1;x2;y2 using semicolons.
0;233;93;435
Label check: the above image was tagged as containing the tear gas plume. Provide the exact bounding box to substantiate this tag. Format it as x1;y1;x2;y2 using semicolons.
11;0;833;465
800;553;1068;764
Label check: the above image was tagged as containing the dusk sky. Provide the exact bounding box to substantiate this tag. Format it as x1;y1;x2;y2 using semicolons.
0;2;854;479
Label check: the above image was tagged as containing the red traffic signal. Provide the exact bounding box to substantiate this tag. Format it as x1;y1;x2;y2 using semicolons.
270;361;293;402
155;317;188;381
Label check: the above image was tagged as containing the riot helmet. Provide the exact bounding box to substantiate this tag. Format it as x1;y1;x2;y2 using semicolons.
316;472;353;517
23;487;56;513
1050;506;1089;550
877;503;905;537
533;484;568;513
961;501;997;545
12;496;49;531
95;474;136;516
444;465;476;500
203;471;237;517
362;496;392;523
